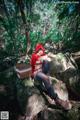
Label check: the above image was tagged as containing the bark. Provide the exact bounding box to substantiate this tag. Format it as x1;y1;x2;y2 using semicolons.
72;51;80;59
16;0;31;54
72;51;80;69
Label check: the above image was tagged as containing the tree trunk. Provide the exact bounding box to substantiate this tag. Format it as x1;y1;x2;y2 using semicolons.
16;0;31;54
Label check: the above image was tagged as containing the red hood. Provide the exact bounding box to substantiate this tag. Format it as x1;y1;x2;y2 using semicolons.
35;43;45;53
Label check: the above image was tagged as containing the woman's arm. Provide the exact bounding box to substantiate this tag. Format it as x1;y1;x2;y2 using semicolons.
31;54;36;76
39;54;51;62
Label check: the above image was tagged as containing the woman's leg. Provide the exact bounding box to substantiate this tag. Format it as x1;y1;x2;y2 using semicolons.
34;72;58;100
42;60;50;74
34;72;71;110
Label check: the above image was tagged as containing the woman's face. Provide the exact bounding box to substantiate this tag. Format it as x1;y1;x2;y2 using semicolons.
37;49;43;56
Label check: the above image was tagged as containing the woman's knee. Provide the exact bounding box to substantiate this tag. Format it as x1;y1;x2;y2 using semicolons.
35;72;49;82
35;72;43;81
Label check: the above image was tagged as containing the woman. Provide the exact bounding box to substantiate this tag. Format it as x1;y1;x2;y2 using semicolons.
31;43;70;110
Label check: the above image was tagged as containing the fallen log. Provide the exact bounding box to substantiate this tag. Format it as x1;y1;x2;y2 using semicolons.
71;51;80;57
74;56;80;60
73;56;80;69
71;51;80;67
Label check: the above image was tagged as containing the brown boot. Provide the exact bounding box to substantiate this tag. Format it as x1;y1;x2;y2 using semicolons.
55;98;72;110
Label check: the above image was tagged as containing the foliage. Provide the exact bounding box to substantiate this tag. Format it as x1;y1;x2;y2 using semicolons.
0;0;80;54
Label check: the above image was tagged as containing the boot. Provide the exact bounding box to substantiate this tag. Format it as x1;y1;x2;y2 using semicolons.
55;98;72;110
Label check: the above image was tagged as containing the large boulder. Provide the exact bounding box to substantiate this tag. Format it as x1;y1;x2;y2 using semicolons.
48;52;80;99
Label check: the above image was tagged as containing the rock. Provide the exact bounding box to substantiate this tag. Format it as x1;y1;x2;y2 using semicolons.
50;76;72;110
37;101;80;120
17;76;72;119
16;79;46;119
48;52;79;98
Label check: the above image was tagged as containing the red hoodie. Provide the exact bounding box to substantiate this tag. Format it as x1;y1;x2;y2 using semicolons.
31;43;45;77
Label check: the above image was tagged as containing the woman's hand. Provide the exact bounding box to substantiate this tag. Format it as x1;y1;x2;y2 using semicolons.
40;55;51;62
